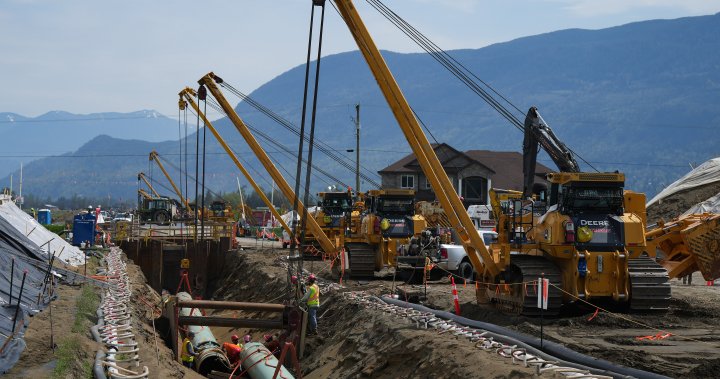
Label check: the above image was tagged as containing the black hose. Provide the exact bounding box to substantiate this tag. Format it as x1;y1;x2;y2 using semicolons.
379;296;670;379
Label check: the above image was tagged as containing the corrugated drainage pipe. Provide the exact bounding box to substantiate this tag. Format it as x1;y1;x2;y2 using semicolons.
379;296;669;379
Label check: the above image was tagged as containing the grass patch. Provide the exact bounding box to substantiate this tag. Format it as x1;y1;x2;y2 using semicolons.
53;284;99;378
72;284;99;333
52;336;92;379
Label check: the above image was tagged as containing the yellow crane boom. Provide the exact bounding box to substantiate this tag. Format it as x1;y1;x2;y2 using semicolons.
137;188;153;200
333;0;500;277
137;172;160;197
178;87;292;236
198;73;338;257
149;150;193;214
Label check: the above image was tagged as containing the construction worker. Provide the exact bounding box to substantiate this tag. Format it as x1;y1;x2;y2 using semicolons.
243;334;252;344
291;275;306;302
264;333;280;357
222;335;242;366
181;332;198;368
300;274;320;334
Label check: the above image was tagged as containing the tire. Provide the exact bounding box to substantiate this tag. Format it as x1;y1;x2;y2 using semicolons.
456;260;474;281
154;211;169;224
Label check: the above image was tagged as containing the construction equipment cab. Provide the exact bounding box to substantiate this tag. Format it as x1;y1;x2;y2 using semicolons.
137;196;177;225
317;191;352;233
362;189;426;270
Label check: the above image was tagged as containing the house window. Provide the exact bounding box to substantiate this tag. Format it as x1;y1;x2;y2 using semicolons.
400;174;415;189
462;176;487;204
425;177;432;190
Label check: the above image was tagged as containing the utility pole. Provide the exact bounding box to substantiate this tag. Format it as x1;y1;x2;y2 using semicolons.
355;103;361;196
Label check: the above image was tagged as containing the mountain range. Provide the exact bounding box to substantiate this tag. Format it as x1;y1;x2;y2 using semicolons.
2;12;720;204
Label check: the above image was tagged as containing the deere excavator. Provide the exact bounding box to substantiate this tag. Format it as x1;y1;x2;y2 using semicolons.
332;0;672;314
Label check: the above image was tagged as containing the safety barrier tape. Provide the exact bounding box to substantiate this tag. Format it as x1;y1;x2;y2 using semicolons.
94;249;149;379
340;291;613;379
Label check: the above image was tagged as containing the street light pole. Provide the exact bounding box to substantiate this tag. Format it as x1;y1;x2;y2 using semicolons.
355;103;361;196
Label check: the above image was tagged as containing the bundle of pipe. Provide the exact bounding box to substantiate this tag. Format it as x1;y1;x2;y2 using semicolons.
237;342;294;379
177;292;231;375
91;249;149;379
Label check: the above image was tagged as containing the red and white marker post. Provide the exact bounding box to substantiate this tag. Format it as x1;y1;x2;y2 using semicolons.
451;276;461;315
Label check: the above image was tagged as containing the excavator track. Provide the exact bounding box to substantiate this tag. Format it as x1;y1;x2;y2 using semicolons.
345;243;376;278
492;255;563;316
629;256;671;311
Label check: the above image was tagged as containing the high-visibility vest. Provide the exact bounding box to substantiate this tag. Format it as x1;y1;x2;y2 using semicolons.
181;338;194;363
307;284;320;307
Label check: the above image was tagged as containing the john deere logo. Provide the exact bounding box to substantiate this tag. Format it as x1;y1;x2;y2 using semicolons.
380;218;391;231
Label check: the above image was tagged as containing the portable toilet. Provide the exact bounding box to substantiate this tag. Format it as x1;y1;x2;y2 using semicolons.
37;209;52;225
72;212;97;246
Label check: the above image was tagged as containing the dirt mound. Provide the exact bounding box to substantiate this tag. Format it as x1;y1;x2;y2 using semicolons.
209;249;720;378
647;182;720;224
211;250;537;378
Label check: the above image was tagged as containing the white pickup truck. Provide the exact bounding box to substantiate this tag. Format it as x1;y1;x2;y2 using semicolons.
437;230;497;280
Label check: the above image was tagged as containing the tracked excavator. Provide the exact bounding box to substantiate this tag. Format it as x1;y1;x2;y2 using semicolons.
332;0;671;314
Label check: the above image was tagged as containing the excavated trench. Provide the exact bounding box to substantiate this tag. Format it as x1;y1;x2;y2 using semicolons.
210;250;538;378
203;247;720;379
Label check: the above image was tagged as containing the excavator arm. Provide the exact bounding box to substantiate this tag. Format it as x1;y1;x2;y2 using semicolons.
333;0;500;277
522;106;579;198
178;87;292;237
197;74;339;257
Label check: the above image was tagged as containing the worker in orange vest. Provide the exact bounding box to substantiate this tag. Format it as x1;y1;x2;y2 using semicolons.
222;335;242;366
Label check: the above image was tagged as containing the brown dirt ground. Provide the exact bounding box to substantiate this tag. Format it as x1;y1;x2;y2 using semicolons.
18;239;719;378
6;247;202;379
213;246;720;379
212;248;536;378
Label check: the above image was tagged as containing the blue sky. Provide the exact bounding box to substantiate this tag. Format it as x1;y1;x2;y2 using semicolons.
1;0;718;118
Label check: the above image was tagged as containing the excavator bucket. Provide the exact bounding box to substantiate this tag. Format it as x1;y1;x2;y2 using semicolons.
683;215;720;281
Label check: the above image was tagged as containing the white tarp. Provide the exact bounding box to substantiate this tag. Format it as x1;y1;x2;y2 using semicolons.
683;192;720;216
280;206;319;226
647;157;720;207
0;195;85;266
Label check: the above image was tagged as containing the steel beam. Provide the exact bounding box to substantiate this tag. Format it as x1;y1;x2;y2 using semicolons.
178;316;283;329
177;300;286;312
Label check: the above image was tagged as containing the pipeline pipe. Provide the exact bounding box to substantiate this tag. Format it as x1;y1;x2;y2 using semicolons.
176;300;286;312
178;316;284;329
177;292;231;375
94;350;108;379
237;342;294;379
380;296;670;379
